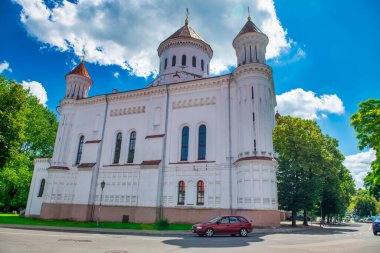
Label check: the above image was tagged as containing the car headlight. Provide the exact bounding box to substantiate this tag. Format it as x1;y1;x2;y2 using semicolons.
196;226;202;230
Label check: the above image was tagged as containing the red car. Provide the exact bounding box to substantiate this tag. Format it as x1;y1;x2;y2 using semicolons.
192;216;253;237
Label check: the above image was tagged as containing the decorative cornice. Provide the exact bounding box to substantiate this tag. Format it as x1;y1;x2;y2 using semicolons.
158;38;213;58
234;156;276;165
60;75;232;108
34;158;51;164
233;63;272;79
110;106;145;117
173;96;216;109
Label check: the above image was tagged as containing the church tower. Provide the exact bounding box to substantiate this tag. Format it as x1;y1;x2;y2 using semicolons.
233;16;278;210
152;15;213;86
65;59;93;99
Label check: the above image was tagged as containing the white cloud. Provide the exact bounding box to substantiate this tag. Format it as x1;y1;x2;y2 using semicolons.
0;60;12;73
14;0;291;78
21;80;48;106
343;149;376;189
113;71;120;78
276;88;345;119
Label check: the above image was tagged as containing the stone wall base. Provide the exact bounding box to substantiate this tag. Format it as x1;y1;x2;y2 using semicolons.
39;203;281;226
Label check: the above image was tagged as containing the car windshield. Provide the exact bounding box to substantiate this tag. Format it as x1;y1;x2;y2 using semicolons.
208;217;221;223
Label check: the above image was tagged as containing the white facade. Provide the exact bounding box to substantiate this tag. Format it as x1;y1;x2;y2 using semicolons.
26;17;279;225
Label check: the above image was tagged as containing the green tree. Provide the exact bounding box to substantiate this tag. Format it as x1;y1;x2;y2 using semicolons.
354;194;378;217
319;136;355;222
0;75;58;212
351;99;380;199
273;116;324;226
0;76;27;169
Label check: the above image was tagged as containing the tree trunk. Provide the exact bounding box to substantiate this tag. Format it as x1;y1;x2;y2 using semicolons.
303;209;309;226
291;210;297;227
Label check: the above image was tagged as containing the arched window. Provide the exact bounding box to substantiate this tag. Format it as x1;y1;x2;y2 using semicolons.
172;55;176;66
182;55;186;66
201;60;204;71
76;135;84;164
197;180;205;205
164;58;168;69
198;125;206;160
178;181;185;205
180;126;189;161
192;56;196;67
127;131;136;163
113;132;122;164
37;179;45;197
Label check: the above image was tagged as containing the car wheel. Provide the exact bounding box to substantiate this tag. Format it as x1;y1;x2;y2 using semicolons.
205;228;214;237
239;228;248;237
373;231;377;236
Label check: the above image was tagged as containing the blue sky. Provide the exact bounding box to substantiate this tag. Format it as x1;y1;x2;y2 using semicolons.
0;0;379;187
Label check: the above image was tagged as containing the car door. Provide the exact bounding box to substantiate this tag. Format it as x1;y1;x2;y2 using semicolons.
228;216;241;233
214;216;230;234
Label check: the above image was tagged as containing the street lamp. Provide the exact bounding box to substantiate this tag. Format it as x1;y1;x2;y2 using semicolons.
97;180;106;227
320;200;323;227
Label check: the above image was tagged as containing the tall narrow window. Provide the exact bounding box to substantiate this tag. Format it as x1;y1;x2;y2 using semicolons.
201;60;204;71
254;139;257;153
37;179;45;197
253;112;255;122
255;45;258;62
76;135;84;164
192;56;196;67
180;126;189;161
250;45;252;63
244;47;247;64
197;180;205;205
164;58;168;69
113;132;122;164
127;131;136;163
172;55;176;66
251;87;254;99
178;181;185;205
198;125;206;160
182;55;186;66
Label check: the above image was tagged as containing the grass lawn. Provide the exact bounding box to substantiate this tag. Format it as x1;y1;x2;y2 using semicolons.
0;214;192;230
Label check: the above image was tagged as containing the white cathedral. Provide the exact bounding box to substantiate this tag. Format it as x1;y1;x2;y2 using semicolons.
26;15;280;226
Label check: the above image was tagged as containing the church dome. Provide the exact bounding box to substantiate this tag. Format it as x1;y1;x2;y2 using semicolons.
233;16;269;66
152;17;213;86
65;59;93;99
66;60;92;80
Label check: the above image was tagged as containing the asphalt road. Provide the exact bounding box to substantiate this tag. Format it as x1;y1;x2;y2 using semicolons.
0;222;378;253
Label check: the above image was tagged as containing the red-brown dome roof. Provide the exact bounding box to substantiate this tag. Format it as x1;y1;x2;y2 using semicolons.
66;60;91;79
234;18;264;42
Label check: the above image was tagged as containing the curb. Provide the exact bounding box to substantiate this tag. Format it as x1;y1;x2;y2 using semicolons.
0;224;321;236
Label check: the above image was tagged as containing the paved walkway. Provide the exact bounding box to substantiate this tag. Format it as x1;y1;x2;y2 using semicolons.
0;223;320;235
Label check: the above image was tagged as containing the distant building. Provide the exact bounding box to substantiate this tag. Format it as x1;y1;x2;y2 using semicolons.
26;14;279;226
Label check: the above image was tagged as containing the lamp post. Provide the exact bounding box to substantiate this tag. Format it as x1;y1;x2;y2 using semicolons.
97;180;106;227
320;200;323;227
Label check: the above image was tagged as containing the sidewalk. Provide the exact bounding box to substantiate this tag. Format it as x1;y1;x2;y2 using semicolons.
0;223;320;236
